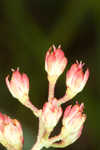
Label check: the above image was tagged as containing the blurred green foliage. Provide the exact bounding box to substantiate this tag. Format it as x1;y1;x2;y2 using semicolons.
0;0;100;150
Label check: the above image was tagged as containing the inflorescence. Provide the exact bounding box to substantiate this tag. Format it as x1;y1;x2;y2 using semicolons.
0;45;89;150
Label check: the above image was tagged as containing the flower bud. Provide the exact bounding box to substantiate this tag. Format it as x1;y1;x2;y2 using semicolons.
61;102;86;146
66;61;89;98
45;45;68;83
41;99;62;132
5;68;29;103
0;113;24;150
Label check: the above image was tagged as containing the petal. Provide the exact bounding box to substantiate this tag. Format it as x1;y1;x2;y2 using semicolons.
64;105;72;118
5;75;16;98
22;73;29;94
79;68;89;91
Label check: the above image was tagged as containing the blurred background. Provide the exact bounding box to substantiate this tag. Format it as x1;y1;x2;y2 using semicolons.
0;0;100;150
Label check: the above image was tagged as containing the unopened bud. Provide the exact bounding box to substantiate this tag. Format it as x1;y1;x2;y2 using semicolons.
61;102;86;146
66;61;89;98
41;99;62;132
5;68;29;104
0;113;24;150
45;45;68;83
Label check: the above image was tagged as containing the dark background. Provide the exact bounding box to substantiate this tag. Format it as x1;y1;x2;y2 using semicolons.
0;0;100;150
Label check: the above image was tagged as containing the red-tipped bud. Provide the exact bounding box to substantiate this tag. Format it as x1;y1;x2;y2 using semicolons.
61;102;86;146
41;99;62;132
66;61;89;97
45;45;68;83
5;68;29;102
0;113;24;150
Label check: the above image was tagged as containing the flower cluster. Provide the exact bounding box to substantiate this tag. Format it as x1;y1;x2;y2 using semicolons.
0;45;89;150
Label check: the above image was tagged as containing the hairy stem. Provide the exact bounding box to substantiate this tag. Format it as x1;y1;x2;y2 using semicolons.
58;94;70;105
25;99;41;117
51;140;68;148
31;141;44;150
48;82;56;101
58;88;75;105
31;119;44;150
